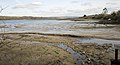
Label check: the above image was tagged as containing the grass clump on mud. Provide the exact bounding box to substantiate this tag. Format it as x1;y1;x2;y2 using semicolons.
66;43;116;65
4;34;76;43
0;41;74;65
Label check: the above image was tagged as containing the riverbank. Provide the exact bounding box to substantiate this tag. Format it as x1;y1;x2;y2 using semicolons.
0;41;75;65
0;33;119;65
1;31;120;40
66;43;120;65
0;16;95;21
98;20;120;24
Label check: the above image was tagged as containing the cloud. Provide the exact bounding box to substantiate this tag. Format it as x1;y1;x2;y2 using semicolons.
106;2;117;5
70;0;80;3
13;2;42;9
109;0;120;1
81;2;92;6
66;7;102;15
33;7;68;16
6;0;120;17
37;8;66;15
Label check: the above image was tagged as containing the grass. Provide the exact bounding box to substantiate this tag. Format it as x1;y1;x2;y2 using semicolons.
0;40;75;65
0;33;119;65
66;43;114;65
4;34;76;43
1;32;120;42
0;32;85;38
73;25;116;29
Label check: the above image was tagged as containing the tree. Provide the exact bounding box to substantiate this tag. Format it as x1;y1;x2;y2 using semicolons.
103;8;108;14
0;6;8;13
83;15;87;17
0;6;8;42
111;12;116;16
116;10;120;22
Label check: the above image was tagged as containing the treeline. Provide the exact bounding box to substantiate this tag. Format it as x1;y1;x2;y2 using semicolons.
93;10;120;24
93;10;120;20
0;16;63;20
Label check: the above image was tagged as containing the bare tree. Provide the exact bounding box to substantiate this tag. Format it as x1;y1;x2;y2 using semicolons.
0;5;8;42
0;5;8;13
103;8;108;15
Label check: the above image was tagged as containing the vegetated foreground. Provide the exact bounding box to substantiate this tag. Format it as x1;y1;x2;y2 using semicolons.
0;34;120;65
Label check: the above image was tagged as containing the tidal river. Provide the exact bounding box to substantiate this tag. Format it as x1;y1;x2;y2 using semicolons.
0;20;98;33
0;20;120;44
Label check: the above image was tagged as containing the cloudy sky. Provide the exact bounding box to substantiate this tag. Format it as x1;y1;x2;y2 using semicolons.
0;0;120;17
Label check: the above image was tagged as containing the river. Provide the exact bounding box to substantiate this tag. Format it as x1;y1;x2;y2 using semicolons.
0;20;120;44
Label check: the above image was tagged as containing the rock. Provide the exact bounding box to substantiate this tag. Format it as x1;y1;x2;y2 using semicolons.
82;51;86;54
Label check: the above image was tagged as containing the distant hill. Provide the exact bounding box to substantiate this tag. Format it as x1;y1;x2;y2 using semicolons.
0;16;67;20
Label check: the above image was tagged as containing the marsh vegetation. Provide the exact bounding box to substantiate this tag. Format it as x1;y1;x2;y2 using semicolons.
0;33;120;65
0;20;120;65
0;39;75;65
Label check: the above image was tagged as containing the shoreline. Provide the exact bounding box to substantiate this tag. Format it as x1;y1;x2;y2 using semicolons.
0;31;120;65
1;32;120;40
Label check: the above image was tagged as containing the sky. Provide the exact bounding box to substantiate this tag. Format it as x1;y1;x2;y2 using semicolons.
0;0;120;17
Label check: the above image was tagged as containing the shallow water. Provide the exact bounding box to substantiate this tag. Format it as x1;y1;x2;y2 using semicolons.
76;38;120;44
0;20;112;33
0;20;120;44
58;44;88;65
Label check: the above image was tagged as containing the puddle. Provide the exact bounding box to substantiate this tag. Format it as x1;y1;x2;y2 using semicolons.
58;44;93;65
76;38;120;44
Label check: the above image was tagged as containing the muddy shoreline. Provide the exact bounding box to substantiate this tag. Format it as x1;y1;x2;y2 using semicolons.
0;20;120;40
0;19;120;65
1;32;120;40
0;33;120;65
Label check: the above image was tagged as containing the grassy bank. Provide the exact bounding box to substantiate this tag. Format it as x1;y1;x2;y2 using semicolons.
66;43;115;65
0;40;75;65
2;34;76;43
1;32;120;40
0;33;120;65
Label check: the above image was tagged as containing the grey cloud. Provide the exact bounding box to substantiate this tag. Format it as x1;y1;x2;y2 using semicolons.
12;2;42;9
34;8;64;14
107;7;120;12
110;0;120;1
81;2;92;6
106;2;117;5
67;7;102;15
70;0;80;3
